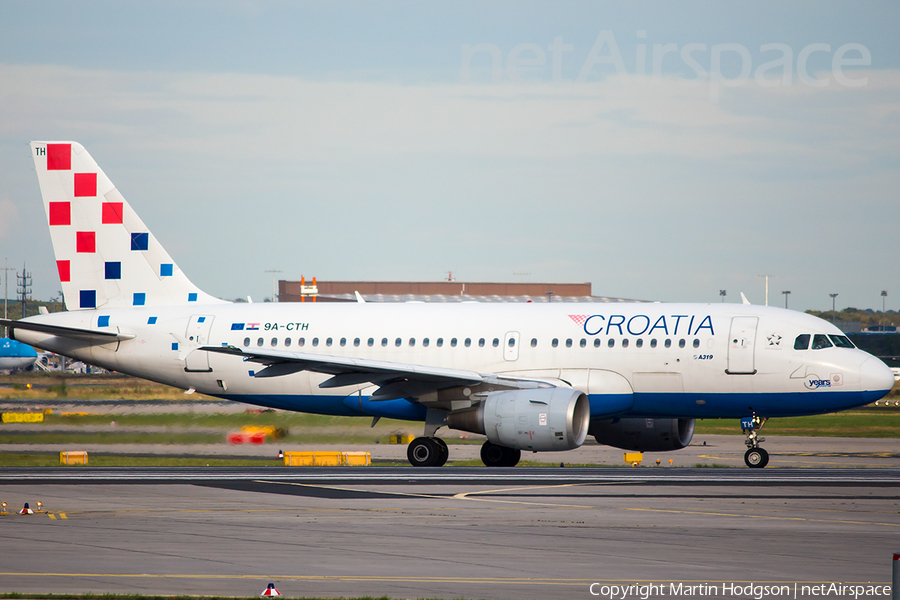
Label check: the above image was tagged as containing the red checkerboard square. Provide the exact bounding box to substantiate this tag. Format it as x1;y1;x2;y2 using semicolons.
74;173;97;197
57;260;71;282
102;202;124;224
49;202;71;226
76;231;96;253
47;144;71;170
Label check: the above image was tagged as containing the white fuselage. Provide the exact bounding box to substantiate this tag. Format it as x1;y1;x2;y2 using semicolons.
13;301;893;421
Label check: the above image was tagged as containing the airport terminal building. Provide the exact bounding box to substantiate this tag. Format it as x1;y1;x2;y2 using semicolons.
278;280;639;304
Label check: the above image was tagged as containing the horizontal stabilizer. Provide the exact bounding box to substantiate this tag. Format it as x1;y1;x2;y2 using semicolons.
0;319;135;342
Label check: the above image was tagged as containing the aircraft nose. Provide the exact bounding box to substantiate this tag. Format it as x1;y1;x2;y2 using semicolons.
860;357;895;396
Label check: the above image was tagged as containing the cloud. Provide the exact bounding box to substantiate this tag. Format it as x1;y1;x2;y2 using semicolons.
0;197;19;240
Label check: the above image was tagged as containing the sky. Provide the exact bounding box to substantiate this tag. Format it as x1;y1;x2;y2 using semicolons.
0;1;898;312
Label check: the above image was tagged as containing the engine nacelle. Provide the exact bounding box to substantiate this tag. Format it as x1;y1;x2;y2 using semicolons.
447;388;590;452
589;417;695;451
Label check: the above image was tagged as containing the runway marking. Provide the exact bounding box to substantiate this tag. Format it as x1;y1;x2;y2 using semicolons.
256;479;591;508
624;507;900;528
452;482;616;507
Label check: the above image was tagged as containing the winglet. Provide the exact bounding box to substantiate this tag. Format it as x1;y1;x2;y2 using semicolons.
740;292;751;305
355;291;366;304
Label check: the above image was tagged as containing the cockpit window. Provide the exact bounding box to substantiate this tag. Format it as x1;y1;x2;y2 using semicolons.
829;335;855;348
794;334;810;350
811;334;833;350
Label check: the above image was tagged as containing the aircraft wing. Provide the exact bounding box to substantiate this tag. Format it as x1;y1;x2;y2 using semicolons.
0;319;135;342
202;345;547;400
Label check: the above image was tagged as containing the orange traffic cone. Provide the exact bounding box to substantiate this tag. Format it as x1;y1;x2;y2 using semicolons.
261;583;281;596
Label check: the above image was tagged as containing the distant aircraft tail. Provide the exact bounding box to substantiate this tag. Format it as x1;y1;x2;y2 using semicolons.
30;142;225;310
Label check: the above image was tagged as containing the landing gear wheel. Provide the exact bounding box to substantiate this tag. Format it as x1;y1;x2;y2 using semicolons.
744;447;769;468
480;441;521;467
407;437;440;467
433;438;449;467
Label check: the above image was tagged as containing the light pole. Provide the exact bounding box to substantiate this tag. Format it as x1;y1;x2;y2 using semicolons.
782;290;791;309
264;269;282;303
829;293;839;324
759;274;775;306
719;290;726;303
882;290;888;329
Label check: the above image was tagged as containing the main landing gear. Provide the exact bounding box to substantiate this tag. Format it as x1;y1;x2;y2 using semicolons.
480;440;521;467
407;437;449;467
742;414;770;468
405;437;522;467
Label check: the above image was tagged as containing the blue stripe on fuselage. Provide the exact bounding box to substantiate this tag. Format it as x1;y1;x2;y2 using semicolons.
215;387;888;423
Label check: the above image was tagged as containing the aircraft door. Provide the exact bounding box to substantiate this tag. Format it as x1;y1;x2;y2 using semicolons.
726;316;758;375
503;331;520;361
184;315;214;372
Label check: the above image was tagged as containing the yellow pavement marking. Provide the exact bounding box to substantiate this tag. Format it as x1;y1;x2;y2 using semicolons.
1;573;885;586
624;506;900;528
47;513;56;520
59;512;67;519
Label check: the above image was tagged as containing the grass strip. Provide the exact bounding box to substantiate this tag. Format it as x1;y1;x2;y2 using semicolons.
0;595;402;600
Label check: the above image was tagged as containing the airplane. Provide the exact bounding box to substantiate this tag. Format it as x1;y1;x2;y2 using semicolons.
0;338;38;371
0;141;894;468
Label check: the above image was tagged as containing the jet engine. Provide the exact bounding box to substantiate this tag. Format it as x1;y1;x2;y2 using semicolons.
447;388;590;452
589;417;695;451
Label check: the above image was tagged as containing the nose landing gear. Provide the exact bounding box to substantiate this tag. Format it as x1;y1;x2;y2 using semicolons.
742;414;769;468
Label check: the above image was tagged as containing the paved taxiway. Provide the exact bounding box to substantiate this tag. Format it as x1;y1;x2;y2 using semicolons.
1;467;898;599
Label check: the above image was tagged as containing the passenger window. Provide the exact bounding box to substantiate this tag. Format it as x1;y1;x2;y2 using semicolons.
298;337;305;347
552;338;559;348
381;338;388;347
325;338;332;347
665;339;672;348
622;339;629;348
492;338;499;347
465;338;471;347
423;338;430;347
692;339;700;348
812;334;833;350
829;335;855;348
565;338;573;348
678;339;686;348
437;338;444;347
243;337;250;347
257;338;264;347
593;338;601;348
340;338;346;347
478;338;485;347
395;338;402;347
409;338;416;347
367;338;374;347
354;338;360;347
650;339;657;348
580;338;586;348
508;338;515;347
271;338;278;347
285;338;292;347
635;338;643;348
608;338;615;348
451;338;457;347
531;338;538;348
312;338;319;347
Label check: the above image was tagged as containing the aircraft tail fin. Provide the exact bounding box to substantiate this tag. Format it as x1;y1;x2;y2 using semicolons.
30;142;225;310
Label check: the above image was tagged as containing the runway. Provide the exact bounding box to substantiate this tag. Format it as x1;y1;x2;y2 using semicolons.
2;467;898;599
